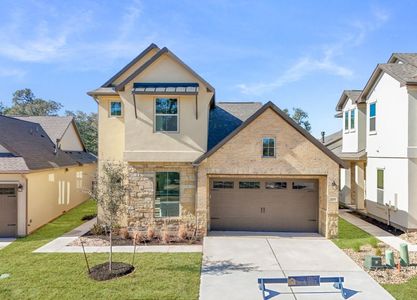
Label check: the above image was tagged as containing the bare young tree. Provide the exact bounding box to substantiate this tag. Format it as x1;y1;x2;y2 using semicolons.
90;161;129;272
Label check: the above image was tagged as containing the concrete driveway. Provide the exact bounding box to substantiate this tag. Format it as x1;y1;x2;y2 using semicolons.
199;232;393;300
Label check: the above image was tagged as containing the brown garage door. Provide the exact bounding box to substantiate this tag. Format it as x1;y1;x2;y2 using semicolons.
0;185;17;237
210;178;318;232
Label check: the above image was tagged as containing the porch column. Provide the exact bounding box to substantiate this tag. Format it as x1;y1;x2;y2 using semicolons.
356;161;366;210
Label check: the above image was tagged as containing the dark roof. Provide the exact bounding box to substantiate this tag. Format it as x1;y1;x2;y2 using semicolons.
0;116;95;172
196;101;346;167
115;46;215;93
64;151;96;165
335;90;362;111
102;43;160;87
13;116;74;146
207;102;262;151
87;87;118;97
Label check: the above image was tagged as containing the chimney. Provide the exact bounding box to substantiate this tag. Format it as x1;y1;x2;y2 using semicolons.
321;131;325;143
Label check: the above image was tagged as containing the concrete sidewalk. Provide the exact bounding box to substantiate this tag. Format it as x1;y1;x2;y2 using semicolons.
200;233;393;300
339;210;417;252
33;218;201;253
0;238;15;250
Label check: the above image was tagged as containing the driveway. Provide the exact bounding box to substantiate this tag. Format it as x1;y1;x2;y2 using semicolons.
199;232;393;300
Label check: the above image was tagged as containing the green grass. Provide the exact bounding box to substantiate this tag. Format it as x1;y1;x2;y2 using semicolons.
332;217;379;250
333;217;417;299
0;201;202;300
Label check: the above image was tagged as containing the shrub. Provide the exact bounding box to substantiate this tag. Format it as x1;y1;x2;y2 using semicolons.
375;247;383;256
178;224;187;241
91;223;105;236
147;226;155;240
369;238;379;248
132;230;145;244
161;230;170;244
119;228;130;239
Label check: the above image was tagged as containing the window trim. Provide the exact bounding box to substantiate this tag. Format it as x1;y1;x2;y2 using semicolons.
369;102;377;134
154;97;180;133
109;100;123;117
154;171;181;218
344;110;349;132
262;137;276;158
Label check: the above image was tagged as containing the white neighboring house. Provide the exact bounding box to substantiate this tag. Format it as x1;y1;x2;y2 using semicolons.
327;53;417;231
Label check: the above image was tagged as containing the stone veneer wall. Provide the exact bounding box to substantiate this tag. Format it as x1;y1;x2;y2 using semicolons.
125;162;203;236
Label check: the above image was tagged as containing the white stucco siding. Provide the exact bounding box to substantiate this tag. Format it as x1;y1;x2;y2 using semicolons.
408;158;417;228
339;167;351;204
366;157;409;229
366;73;409;158
342;98;359;153
407;88;417;157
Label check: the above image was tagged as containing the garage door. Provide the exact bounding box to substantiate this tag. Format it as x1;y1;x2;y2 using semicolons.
210;178;318;232
0;185;17;237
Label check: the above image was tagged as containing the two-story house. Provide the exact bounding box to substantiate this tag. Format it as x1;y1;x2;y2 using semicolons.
88;44;344;238
331;53;417;231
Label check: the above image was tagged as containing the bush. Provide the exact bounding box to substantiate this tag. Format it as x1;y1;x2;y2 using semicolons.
91;223;105;235
178;224;187;241
119;228;130;239
147;226;155;240
369;238;379;248
375;247;383;256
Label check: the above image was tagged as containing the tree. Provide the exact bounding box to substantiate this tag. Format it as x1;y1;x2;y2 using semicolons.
90;161;129;272
283;107;312;132
66;110;98;155
4;88;62;116
0;102;5;115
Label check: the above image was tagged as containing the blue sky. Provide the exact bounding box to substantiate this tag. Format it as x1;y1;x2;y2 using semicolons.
0;0;416;136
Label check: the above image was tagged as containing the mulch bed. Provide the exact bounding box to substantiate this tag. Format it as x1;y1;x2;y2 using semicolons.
89;262;134;281
347;211;404;236
70;231;202;247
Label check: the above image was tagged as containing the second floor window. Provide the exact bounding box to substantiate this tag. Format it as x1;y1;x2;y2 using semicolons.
369;102;376;132
344;111;349;131
155;98;178;132
262;137;275;157
110;101;122;117
350;109;355;130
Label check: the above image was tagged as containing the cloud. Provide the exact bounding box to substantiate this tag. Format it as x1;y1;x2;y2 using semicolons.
0;0;149;70
0;67;25;78
237;8;390;95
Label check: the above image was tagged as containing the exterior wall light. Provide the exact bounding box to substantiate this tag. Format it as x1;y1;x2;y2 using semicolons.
17;184;24;192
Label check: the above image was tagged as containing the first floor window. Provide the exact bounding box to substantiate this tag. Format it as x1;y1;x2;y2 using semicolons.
110;101;122;116
369;102;376;132
262;137;275;157
155;98;178;132
377;169;384;204
155;172;180;217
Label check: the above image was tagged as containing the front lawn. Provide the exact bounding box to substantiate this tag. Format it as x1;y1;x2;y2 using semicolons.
332;217;378;250
0;201;202;300
333;216;417;300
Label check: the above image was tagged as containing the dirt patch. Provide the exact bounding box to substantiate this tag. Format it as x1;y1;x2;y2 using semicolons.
89;262;134;281
70;231;202;247
344;243;417;284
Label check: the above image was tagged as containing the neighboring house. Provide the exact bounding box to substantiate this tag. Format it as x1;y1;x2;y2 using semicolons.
329;53;417;231
88;43;344;238
0;116;96;237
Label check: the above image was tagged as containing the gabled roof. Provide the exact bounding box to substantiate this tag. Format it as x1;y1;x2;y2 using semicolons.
335;90;362;111
194;101;345;167
115;46;215;93
321;130;342;157
87;87;118;97
358;62;417;102
102;43;160;87
388;53;417;67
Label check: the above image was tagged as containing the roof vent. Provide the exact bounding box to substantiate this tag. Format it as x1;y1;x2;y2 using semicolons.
321;131;325;143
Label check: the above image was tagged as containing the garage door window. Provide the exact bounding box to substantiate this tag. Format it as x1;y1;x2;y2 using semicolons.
213;181;234;189
292;181;315;191
155;172;180;217
0;188;15;195
239;181;260;189
265;182;287;189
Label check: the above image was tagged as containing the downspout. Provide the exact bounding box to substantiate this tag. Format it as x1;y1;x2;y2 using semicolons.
132;91;138;119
